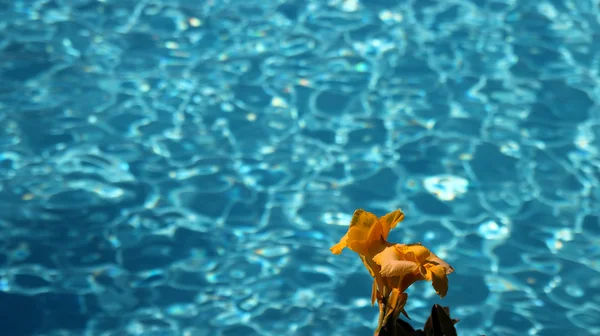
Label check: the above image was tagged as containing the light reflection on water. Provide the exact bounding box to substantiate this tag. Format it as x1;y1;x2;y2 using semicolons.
1;0;600;335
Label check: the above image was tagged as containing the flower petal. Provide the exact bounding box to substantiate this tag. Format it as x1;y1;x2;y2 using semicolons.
379;209;404;240
405;244;431;263
428;265;449;298
330;209;379;254
330;209;406;256
380;260;419;277
360;255;376;277
330;233;348;254
349;209;377;236
373;246;419;277
427;251;454;275
399;271;426;293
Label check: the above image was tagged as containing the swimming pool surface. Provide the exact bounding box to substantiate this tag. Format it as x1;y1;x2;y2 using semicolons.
1;0;599;335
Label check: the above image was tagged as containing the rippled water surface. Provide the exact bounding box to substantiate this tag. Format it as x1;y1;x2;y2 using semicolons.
1;0;600;335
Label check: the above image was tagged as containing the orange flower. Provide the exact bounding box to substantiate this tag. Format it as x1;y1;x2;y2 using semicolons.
330;209;454;334
372;243;453;298
330;209;405;303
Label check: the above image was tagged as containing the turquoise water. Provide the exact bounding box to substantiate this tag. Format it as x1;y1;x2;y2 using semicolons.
1;0;600;335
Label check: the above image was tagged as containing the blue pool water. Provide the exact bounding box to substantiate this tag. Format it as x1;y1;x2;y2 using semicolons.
1;0;600;335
